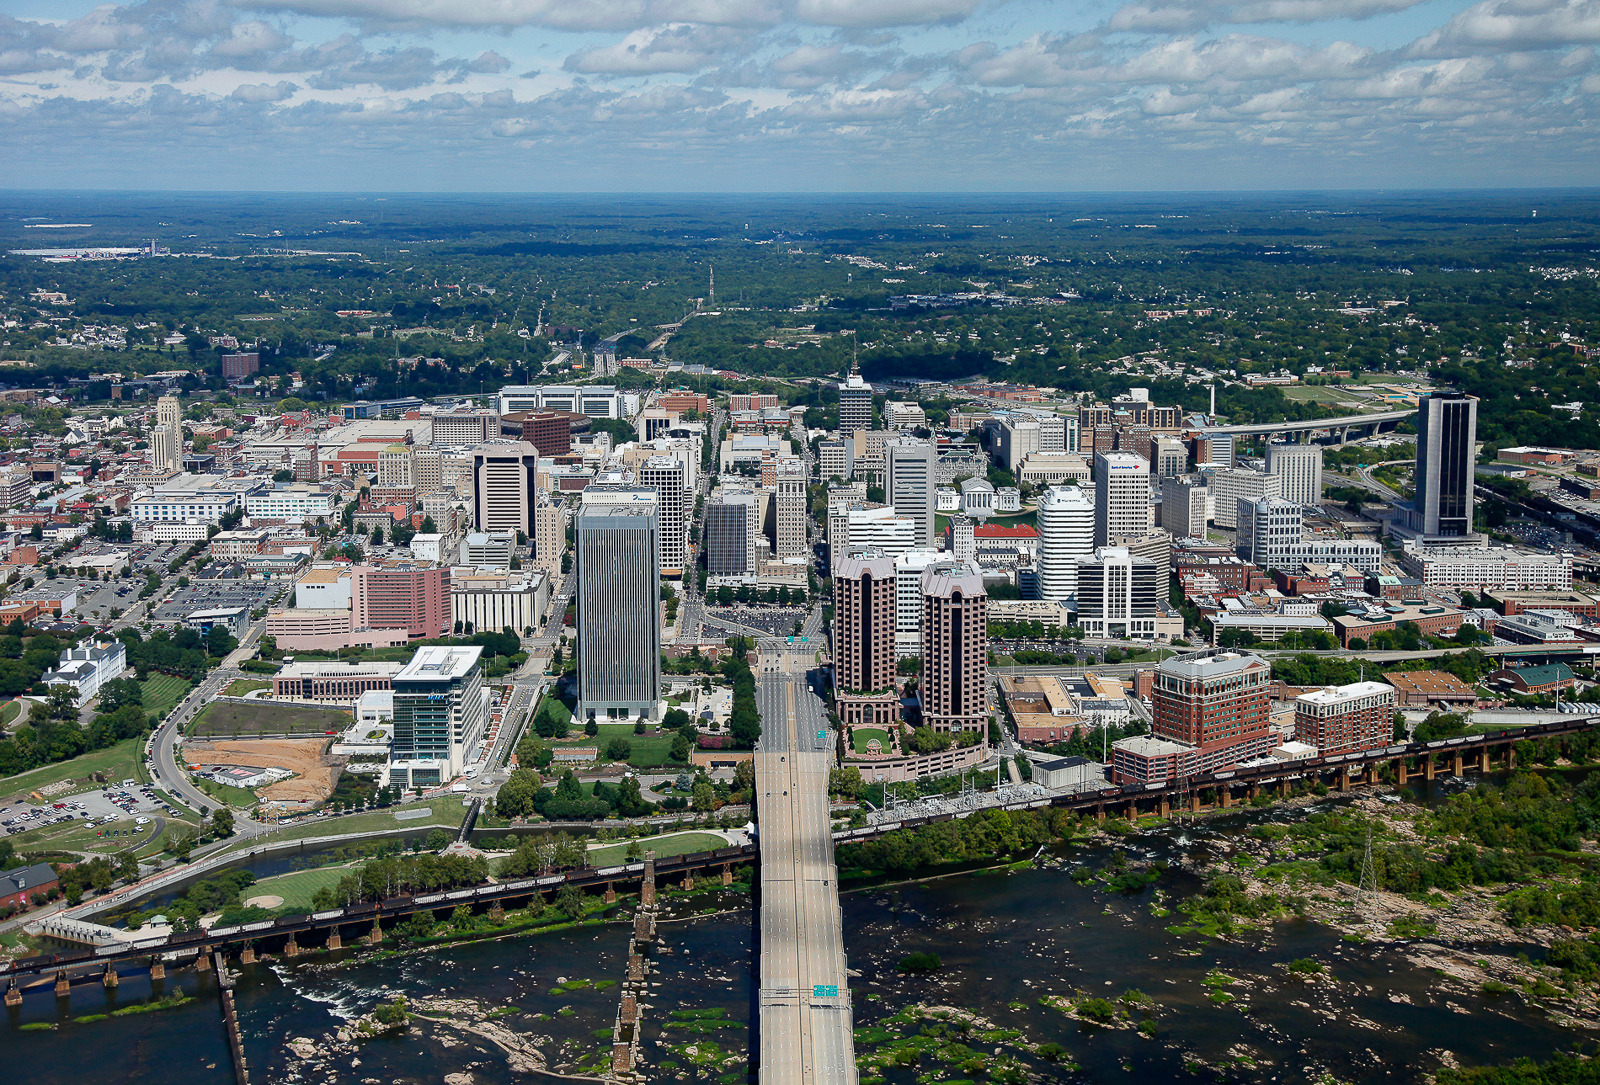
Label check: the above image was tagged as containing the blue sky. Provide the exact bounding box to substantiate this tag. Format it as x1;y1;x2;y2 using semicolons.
0;0;1595;190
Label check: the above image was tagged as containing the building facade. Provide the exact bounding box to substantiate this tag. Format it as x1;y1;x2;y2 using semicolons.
1093;451;1151;546
576;495;661;720
1410;391;1479;537
388;645;488;787
832;555;900;725
1266;443;1323;506
1293;681;1396;755
920;564;988;733
1147;649;1273;775
472;442;540;535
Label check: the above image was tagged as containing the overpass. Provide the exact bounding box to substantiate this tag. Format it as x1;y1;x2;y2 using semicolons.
1201;407;1415;441
755;638;857;1085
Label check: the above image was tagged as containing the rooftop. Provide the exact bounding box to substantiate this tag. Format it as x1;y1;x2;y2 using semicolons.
1296;680;1396;705
1157;649;1268;679
396;645;483;682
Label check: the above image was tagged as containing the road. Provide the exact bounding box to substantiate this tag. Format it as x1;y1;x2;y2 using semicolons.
756;635;857;1085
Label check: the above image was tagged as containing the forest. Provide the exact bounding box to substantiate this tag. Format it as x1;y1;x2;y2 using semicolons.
2;191;1597;447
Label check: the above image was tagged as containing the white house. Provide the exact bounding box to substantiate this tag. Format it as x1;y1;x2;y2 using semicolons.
40;639;128;707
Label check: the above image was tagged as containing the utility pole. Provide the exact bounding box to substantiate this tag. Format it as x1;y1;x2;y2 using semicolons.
1356;823;1377;911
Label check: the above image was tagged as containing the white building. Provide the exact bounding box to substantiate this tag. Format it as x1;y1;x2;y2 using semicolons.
1266;443;1323;506
1398;544;1573;591
1208;467;1282;530
886;437;938;548
389;644;490;785
452;570;551;635
460;531;515;569
244;486;341;525
1036;485;1095;603
959;477;995;520
40;639;127;707
1237;495;1304;569
1094;451;1151;546
894;548;945;653
1161;476;1208;540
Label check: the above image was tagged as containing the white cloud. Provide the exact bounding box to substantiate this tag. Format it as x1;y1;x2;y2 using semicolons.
231;78;299;100
564;23;751;73
1410;0;1600;54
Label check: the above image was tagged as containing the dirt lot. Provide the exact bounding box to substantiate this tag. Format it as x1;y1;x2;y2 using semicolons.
182;737;341;804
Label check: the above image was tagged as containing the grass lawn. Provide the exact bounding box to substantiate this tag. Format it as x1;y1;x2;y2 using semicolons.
851;727;892;754
139;674;194;721
0;698;23;729
224;802;462;852
134;813;203;859
586;830;728;867
195;778;258;810
190;699;350;738
249;864;355;910
556;724;686;769
223;679;272;697
20;813;159;858
0;737;147;800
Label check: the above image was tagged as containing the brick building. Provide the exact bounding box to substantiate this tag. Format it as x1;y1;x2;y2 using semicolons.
1122;649;1273;780
1293;681;1396;755
832;555;900;726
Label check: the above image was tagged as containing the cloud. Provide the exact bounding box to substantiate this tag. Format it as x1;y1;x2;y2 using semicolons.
1410;0;1600;54
564;23;751;73
794;0;985;27
469;50;512;73
1107;0;1434;31
231;78;299;100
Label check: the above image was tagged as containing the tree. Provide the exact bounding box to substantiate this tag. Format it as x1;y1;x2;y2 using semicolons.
692;780;716;812
670;733;692;762
211;807;235;837
584;719;599;737
605;738;633;762
554;884;585;920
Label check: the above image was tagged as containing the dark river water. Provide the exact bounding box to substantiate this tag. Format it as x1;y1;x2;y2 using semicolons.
3;799;1578;1085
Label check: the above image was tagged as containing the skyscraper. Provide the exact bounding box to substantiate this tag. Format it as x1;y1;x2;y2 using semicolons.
705;493;758;575
152;395;182;475
886;437;937;547
1208;467;1281;530
774;459;808;559
1266;443;1323;506
1150;648;1273;772
1093;451;1151;546
1036;485;1095;602
639;456;688;576
838;371;873;435
472;441;540;535
1160;476;1208;540
388;645;488;788
1411;391;1479;537
832;554;899;726
1074;547;1163;639
576;494;660;721
920;562;988;734
1237;495;1303;569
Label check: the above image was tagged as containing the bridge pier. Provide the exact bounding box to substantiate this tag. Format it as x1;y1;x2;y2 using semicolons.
196;952;211;972
54;972;69;999
641;857;657;906
721;864;733;886
1478;747;1491;772
604;883;617;905
239;946;256;964
1247;784;1260;801
1423;757;1436;781
1189;792;1202;813
1220;787;1234;808
326;931;342;951
683;873;695;892
1337;766;1351;791
149;959;165;981
5;979;21;1007
282;936;299;959
102;964;117;989
1506;744;1518;769
1451;752;1463;776
1393;758;1408;784
1157;795;1169;818
367;923;383;945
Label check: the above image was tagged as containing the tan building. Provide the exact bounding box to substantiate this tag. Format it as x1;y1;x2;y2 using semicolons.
920;564;988;733
832;555;899;726
1382;670;1478;708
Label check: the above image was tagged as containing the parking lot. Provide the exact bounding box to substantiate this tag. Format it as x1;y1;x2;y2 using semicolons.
705;605;807;636
150;579;282;624
0;780;173;841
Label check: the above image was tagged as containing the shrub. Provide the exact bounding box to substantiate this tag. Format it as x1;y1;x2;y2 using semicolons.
1287;958;1325;975
372;996;408;1025
897;951;942;973
1075;997;1118;1024
1387;913;1438;939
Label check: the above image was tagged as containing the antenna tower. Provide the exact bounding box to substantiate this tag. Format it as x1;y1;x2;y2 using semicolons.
1355;823;1377;910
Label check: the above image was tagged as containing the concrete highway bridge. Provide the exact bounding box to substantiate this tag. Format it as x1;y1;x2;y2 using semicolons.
1203;407;1416;442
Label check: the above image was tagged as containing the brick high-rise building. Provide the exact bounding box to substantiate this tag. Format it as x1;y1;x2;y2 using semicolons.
352;563;452;640
220;352;260;382
832;555;899;726
920;563;988;734
1149;649;1273;773
1294;681;1396;755
501;411;574;457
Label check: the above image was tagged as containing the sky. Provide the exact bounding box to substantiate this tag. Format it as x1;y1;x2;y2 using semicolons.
0;0;1596;191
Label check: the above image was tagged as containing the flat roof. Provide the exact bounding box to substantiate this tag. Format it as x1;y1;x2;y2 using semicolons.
396;645;483;682
1158;650;1268;679
1382;670;1476;695
1296;680;1395;705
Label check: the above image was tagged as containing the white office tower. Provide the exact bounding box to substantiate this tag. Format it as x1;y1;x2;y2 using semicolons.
1266;443;1323;506
378;444;415;488
1039;414;1067;453
887;437;938;548
1209;467;1282;530
1238;495;1304;568
1154;436;1187;478
894;547;944;654
1074;547;1163;640
639;456;688;576
576;493;660;722
1161;476;1209;540
838;371;873;435
1036;486;1096;602
153;394;182;474
948;516;976;563
839;506;917;567
1094;452;1151;547
774;459;808;559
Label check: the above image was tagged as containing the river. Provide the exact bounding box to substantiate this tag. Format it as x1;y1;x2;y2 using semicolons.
3;797;1582;1084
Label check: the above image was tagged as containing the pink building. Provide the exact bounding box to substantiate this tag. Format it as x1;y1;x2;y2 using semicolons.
353;563;451;641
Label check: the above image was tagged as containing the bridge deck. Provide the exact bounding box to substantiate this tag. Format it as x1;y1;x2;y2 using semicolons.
757;644;857;1085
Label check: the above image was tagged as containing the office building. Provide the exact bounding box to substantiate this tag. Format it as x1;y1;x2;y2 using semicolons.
921;563;988;734
1149;649;1273;773
887;437;938;547
451;569;550;636
431;408;500;446
501;411;573;457
1153;436;1187;477
460;531;514;569
1237;495;1303;569
1410;391;1479;537
1294;681;1396;755
818;438;853;481
576;495;660;721
272;660;402;703
220;352;260;382
838;371;873;435
1209;467;1281;530
352;563;452;640
832;505;917;571
472;442;540;535
1398;543;1572;591
1161;476;1208;540
1266;443;1323;506
1194;431;1236;468
1073;547;1165;639
378;443;414;488
1094;451;1150;546
946;516;976;563
833;555;900;726
774;459;808;560
153;394;183;475
497;384;622;419
705;492;760;575
532;492;566;576
895;548;944;653
1036;485;1095;602
388;645;489;787
640;456;689;575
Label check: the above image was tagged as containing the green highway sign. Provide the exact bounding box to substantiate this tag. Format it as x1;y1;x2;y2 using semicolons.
813;985;838;997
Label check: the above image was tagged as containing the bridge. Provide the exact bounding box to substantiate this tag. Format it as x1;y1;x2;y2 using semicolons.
756;638;857;1085
1201;407;1415;441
